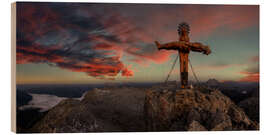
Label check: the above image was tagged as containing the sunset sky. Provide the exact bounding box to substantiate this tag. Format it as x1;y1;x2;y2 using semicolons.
16;2;259;84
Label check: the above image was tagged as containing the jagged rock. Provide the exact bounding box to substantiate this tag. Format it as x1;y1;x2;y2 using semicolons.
210;113;232;131
144;88;259;131
187;121;207;131
238;97;259;122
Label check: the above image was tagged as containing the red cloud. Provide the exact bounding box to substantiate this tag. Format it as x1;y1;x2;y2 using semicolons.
139;51;172;64
16;44;65;64
124;45;173;65
188;5;258;37
239;71;259;82
122;66;134;77
139;5;258;40
17;42;134;79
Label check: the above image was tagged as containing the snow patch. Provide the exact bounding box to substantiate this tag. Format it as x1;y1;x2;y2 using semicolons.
19;92;87;112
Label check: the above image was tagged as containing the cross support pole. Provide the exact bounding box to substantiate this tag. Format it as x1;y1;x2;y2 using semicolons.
179;50;189;88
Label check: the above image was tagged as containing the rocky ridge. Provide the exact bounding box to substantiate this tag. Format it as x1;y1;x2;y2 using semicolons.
30;87;146;133
30;86;258;133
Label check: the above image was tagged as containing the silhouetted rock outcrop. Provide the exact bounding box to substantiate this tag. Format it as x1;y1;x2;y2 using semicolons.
206;79;220;87
144;88;258;131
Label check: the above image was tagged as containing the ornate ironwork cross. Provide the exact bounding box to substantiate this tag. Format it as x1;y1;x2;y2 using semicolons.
155;22;211;88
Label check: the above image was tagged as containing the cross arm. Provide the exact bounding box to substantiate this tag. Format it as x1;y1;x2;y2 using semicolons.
188;42;211;55
155;41;188;50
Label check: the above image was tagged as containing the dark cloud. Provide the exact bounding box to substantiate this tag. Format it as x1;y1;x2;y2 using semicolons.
16;2;133;79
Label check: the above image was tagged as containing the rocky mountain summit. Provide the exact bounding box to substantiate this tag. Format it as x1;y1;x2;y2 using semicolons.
29;85;258;133
144;87;258;131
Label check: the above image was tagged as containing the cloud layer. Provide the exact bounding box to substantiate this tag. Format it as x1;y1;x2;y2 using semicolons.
16;3;136;79
16;3;259;80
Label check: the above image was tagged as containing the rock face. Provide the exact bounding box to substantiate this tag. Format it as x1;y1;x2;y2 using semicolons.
31;87;146;133
144;88;258;131
238;97;259;123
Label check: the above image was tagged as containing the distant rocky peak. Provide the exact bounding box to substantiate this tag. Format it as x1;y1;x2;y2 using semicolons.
206;78;220;86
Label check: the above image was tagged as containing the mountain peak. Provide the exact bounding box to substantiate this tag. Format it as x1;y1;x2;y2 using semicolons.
206;78;220;86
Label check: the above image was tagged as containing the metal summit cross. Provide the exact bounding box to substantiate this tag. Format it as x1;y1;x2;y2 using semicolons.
155;22;211;89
